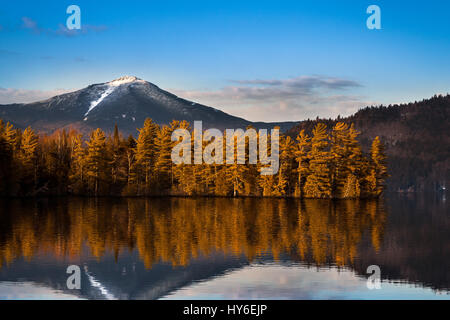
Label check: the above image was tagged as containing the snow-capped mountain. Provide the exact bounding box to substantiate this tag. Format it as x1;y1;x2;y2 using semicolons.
0;76;297;135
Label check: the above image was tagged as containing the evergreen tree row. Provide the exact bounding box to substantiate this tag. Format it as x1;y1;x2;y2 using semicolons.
0;118;387;198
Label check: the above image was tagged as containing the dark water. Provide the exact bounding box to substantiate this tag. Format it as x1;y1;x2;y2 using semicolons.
0;194;448;300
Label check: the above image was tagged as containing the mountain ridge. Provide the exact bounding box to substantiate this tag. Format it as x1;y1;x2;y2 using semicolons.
0;76;297;135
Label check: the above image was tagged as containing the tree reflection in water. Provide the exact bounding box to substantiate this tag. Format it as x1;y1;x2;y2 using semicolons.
0;198;386;270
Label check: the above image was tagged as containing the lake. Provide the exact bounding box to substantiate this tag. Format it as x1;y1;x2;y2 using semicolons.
0;194;448;300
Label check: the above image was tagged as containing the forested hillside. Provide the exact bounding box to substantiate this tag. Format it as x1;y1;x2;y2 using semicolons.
287;94;450;192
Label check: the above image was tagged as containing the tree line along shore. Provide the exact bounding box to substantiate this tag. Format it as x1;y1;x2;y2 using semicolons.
0;118;387;198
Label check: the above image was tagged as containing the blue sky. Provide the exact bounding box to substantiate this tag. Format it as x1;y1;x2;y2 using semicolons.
1;0;449;121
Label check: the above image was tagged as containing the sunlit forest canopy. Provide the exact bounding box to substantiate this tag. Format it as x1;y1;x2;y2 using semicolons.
0;119;387;198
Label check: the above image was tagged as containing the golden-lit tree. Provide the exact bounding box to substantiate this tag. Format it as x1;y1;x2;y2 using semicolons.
135;118;159;194
17;127;39;193
155;122;177;191
368;136;388;196
108;124;128;190
40;129;72;194
123;134;138;195
304;123;332;198
274;135;295;196
294;130;310;197
0;120;13;195
0;117;387;199
330;122;364;198
85;128;109;195
226;130;249;197
69;134;86;194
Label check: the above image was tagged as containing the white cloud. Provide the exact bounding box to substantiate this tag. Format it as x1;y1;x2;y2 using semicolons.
0;75;377;120
173;75;375;122
21;17;107;37
0;88;73;104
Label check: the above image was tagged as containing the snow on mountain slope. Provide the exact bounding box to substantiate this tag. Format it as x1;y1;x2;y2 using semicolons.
0;75;297;136
84;76;147;117
84;86;115;117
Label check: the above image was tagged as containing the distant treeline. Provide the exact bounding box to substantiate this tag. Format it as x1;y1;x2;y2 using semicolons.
0;118;387;198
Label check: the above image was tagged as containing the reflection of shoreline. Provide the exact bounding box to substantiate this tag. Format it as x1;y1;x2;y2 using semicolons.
0;196;448;292
0;198;385;268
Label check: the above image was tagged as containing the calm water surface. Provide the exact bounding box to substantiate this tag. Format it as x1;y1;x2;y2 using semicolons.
0;194;448;300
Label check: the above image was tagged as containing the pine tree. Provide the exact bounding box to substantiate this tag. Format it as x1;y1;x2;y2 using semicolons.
154;122;177;192
69;134;86;194
343;124;364;198
328;122;366;198
196;134;217;195
304;123;332;198
0;122;20;195
4;122;20;152
214;165;232;196
274;135;295;196
123;134;138;195
0;120;11;195
243;126;259;196
369;136;388;196
108;124;128;192
295;130;310;197
226;131;248;197
330;122;349;196
85;128;109;196
258;131;277;196
43;130;71;194
17;127;39;194
171;121;194;194
135;118;158;194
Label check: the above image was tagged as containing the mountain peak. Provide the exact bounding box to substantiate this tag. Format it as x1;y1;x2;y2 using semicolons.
108;76;143;86
82;76;146;116
0;75;297;138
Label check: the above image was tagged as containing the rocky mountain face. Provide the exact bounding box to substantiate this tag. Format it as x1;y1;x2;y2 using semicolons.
0;76;296;135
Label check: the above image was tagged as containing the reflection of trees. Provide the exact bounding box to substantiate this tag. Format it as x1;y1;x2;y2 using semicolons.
0;198;386;269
